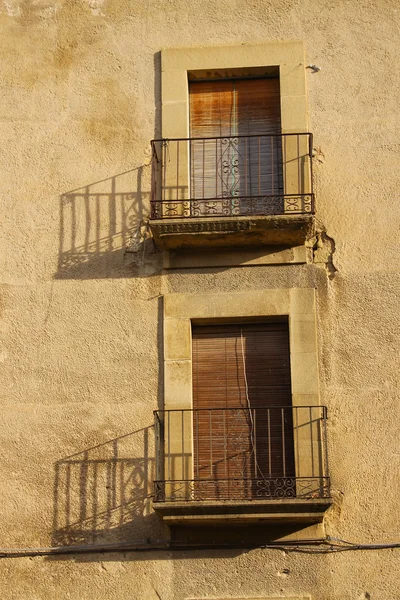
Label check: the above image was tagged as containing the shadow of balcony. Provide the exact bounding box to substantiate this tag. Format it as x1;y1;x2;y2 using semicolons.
50;423;323;562
55;164;160;280
52;425;164;547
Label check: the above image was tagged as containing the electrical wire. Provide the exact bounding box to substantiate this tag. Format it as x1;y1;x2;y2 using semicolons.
240;327;265;479
240;327;254;435
0;537;399;559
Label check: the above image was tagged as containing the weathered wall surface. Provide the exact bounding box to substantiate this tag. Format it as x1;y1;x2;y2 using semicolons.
0;0;399;599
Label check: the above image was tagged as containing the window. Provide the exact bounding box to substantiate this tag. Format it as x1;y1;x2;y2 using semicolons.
189;77;284;212
192;322;295;499
150;42;314;227
153;289;331;522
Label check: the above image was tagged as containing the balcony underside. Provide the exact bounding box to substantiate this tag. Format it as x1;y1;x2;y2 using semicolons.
150;213;314;250
153;497;332;526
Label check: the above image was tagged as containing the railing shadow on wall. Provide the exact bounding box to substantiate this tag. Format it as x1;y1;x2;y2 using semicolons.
52;425;163;548
55;164;160;280
51;421;304;562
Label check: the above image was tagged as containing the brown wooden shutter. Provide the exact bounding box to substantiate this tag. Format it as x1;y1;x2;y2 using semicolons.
189;80;235;138
189;79;283;204
192;323;294;498
189;79;281;137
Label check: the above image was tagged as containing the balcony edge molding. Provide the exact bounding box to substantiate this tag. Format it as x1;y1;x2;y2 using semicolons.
150;214;314;250
153;497;332;525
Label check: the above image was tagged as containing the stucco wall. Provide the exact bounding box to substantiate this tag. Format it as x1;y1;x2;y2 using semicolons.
0;1;399;599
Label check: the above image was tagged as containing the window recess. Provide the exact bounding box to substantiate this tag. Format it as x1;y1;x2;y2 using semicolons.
189;78;284;206
154;321;330;513
150;77;314;224
150;42;315;250
192;322;294;500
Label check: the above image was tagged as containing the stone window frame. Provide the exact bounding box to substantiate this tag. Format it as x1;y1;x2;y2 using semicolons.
163;288;320;483
161;41;309;139
159;41;311;223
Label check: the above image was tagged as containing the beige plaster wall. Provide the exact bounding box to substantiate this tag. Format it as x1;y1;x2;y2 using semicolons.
0;1;399;599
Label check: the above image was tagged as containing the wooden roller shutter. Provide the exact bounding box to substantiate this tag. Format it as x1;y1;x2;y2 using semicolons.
192;322;294;499
189;79;283;205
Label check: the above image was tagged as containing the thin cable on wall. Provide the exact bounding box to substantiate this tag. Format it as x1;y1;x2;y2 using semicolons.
0;536;400;559
240;327;266;479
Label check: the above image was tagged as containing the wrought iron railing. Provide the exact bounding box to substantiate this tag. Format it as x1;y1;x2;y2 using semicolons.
154;405;329;503
150;133;314;219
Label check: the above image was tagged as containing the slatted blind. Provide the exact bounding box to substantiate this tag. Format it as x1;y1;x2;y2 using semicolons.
189;79;283;201
190;79;282;137
192;323;294;496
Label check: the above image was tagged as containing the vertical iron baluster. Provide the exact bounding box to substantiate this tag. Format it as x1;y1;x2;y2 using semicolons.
282;407;286;477
253;408;257;478
323;407;329;486
283;135;287;199
310;406;314;477
316;406;323;493
71;194;76;252
95;194;100;252
268;409;271;477
151;143;154;206
163;142;166;203
196;409;199;479
309;133;315;212
223;409;227;479
297;134;301;197
154;143;158;211
167;411;171;481
215;138;218;199
295;407;300;478
209;409;213;478
245;136;248;197
202;139;205;201
192;140;195;202
271;136;274;195
155;413;160;493
176;140;179;202
181;409;184;480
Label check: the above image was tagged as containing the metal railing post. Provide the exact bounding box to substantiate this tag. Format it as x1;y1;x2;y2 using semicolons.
154;405;329;502
149;134;314;220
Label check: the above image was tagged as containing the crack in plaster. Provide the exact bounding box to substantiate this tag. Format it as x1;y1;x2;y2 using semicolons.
312;229;337;279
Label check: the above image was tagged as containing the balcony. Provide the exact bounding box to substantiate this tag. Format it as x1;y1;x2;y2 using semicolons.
153;406;331;525
149;133;314;250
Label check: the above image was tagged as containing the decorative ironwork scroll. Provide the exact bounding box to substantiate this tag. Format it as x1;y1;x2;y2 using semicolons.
150;134;315;220
154;477;330;503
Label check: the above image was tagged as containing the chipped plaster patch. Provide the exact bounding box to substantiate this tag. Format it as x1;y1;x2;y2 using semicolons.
85;0;105;16
312;230;337;279
2;0;21;16
1;0;60;19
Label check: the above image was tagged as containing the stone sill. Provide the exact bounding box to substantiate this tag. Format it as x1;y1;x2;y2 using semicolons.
153;497;332;526
150;214;314;250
